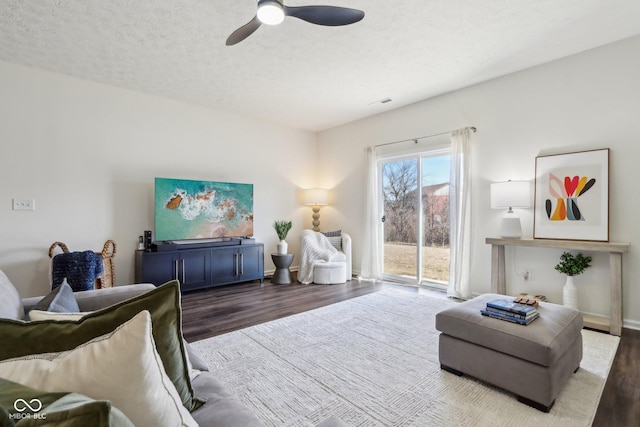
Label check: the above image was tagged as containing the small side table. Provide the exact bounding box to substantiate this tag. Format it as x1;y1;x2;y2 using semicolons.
271;253;294;284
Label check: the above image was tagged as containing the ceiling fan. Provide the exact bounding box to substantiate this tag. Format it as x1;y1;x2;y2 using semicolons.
226;0;365;46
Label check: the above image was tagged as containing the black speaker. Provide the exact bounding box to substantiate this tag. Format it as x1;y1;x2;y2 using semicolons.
144;230;153;251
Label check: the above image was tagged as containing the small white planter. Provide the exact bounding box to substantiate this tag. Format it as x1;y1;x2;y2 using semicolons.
276;240;288;255
563;275;578;309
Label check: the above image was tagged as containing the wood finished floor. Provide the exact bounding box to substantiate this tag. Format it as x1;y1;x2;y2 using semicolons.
181;278;640;426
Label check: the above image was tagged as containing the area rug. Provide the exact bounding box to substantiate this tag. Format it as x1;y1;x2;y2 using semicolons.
191;288;620;426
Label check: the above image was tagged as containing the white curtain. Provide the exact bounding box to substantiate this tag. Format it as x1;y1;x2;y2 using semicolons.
360;146;382;280
448;128;473;299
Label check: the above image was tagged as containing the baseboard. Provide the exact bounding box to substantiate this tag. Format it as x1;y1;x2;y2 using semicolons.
581;310;640;332
264;266;300;278
623;318;640;331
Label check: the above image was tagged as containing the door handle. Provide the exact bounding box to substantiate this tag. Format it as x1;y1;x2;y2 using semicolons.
182;259;186;284
240;253;244;275
234;253;238;276
174;260;179;282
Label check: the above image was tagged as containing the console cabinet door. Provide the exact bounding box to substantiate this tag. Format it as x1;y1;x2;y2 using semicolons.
238;245;264;282
178;249;211;291
136;252;177;285
210;247;240;285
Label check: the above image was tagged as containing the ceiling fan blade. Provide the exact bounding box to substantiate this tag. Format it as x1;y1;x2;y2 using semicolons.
226;16;262;46
283;5;364;26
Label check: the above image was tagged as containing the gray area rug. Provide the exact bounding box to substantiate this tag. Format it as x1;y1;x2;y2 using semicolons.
192;288;619;426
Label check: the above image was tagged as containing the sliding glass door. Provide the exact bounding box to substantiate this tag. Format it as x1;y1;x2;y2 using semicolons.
420;153;450;286
380;149;451;287
381;157;419;281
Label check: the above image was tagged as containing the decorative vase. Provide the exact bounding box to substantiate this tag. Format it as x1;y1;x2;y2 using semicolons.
277;240;288;255
563;275;578;309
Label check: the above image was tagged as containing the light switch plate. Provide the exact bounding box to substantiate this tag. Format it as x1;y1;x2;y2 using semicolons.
13;199;35;211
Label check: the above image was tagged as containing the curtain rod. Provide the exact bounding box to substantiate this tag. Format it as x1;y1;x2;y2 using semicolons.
374;126;476;149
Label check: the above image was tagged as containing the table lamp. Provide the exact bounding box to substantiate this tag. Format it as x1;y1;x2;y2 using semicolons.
490;180;531;238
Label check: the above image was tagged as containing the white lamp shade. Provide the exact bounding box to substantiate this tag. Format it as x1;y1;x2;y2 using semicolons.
490;181;531;209
304;188;329;206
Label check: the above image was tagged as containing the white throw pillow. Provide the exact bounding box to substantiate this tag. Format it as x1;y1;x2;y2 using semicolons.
0;310;197;427
30;312;204;379
28;310;90;321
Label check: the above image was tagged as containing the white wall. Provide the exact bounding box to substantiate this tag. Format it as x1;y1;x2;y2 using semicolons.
3;36;639;326
318;35;640;328
0;60;318;297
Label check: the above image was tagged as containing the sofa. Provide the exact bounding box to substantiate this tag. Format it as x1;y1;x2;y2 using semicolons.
0;269;347;427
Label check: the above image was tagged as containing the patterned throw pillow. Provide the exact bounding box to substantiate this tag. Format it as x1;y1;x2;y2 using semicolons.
321;230;342;251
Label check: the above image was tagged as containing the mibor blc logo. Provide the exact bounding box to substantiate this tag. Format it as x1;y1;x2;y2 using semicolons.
10;398;47;420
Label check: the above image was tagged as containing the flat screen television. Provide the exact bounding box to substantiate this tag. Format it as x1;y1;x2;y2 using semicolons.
154;177;254;242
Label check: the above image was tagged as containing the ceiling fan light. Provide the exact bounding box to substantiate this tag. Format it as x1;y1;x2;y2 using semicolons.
257;0;285;25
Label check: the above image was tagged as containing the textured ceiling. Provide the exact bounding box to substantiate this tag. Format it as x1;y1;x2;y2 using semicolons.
1;0;640;131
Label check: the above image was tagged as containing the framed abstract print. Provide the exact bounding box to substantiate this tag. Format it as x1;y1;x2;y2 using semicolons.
533;148;609;241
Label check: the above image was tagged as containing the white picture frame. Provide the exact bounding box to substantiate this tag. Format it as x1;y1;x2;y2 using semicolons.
533;148;609;241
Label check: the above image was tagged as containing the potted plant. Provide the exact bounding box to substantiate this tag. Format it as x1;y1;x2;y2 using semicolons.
554;251;592;309
273;220;292;254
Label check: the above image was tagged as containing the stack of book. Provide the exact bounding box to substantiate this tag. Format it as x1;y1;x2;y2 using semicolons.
481;299;539;325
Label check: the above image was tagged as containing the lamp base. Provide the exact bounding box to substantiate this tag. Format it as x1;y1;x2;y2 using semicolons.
500;212;522;239
311;206;321;232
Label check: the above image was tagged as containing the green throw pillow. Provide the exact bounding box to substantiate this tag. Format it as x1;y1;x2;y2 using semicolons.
0;280;202;412
0;378;134;427
0;377;66;424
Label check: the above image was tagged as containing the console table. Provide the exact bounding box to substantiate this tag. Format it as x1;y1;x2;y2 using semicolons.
486;237;629;336
135;240;264;292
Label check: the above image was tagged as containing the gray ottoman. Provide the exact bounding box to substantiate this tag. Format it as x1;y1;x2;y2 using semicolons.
435;293;583;412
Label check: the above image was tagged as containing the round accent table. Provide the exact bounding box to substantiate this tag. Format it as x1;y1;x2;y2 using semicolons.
271;253;294;284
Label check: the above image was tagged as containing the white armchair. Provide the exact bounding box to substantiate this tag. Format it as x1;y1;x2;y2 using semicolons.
298;230;352;284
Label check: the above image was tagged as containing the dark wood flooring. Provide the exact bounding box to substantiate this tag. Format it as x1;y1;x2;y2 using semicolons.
181;278;385;342
181;278;640;426
593;327;640;426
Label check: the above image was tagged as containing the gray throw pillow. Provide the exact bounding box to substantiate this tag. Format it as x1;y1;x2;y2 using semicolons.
321;230;342;251
0;268;24;320
26;279;79;320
